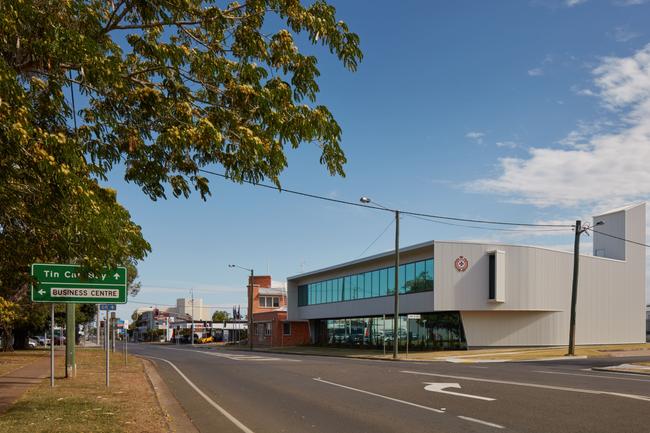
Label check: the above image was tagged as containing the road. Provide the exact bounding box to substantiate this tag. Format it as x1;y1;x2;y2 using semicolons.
128;344;650;433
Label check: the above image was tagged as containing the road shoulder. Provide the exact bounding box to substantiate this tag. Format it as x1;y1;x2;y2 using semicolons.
142;358;200;433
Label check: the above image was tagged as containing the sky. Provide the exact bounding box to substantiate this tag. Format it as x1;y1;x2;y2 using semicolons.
103;0;650;321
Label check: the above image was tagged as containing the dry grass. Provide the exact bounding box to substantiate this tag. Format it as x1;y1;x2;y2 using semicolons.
0;348;169;433
0;349;48;376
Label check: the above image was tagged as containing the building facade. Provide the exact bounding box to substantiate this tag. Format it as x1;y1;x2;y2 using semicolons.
287;203;646;349
249;275;310;347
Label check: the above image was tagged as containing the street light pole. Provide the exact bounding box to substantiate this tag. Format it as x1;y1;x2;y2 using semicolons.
229;264;255;351
190;288;195;346
360;197;400;359
393;209;399;359
248;269;254;351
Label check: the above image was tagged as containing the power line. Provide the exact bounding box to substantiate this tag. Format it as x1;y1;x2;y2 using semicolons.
585;228;650;248
406;214;573;233
197;168;572;228
357;218;395;258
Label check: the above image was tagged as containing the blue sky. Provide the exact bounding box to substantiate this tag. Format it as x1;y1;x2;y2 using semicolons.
106;0;650;320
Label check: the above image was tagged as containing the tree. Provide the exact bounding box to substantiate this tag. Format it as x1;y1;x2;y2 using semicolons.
212;310;230;322
1;0;360;349
2;0;362;200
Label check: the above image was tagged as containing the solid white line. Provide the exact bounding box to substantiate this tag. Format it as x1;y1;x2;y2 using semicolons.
145;355;255;433
457;415;505;429
313;378;445;413
161;346;301;362
532;370;650;383
400;370;650;402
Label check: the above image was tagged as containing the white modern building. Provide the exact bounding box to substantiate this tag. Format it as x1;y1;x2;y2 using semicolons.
287;203;646;349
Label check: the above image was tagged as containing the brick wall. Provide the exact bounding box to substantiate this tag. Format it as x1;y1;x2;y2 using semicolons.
252;310;310;347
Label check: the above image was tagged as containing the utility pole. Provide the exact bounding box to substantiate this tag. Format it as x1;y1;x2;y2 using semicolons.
568;220;582;356
360;197;400;359
190;289;195;346
393;210;400;359
249;269;254;351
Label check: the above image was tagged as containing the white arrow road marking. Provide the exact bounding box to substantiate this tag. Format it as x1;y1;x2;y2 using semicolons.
37;289;46;295
402;370;650;402
313;378;505;429
424;382;496;401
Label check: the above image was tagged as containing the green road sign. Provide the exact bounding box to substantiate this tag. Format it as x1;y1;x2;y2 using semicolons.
31;263;128;304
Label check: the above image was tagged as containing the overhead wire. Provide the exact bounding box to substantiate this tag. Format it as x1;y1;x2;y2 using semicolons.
585;228;650;248
197;168;573;229
356;217;395;258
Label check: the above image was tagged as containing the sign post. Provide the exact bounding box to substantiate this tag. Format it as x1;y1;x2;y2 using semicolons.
105;309;110;387
50;304;55;387
30;263;127;386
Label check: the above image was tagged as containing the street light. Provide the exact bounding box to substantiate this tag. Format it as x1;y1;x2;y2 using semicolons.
229;264;254;351
360;196;400;359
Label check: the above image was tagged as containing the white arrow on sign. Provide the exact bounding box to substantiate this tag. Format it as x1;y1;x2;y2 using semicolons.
38;289;46;296
423;382;495;401
113;273;120;280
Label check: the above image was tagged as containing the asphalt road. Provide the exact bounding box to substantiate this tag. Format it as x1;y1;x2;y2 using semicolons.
127;344;650;433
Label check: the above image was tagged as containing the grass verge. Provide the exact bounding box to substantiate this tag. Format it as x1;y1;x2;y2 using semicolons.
0;350;48;376
0;348;169;433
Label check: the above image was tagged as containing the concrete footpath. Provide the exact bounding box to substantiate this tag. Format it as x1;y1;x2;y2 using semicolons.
0;353;57;415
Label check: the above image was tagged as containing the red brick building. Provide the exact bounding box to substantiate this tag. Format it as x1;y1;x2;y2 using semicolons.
249;275;310;347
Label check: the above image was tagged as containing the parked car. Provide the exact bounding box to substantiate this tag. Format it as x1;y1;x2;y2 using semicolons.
28;338;38;349
198;336;214;344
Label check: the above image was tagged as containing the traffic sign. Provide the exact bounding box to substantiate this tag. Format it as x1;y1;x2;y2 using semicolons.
31;263;128;304
99;304;117;311
407;314;421;320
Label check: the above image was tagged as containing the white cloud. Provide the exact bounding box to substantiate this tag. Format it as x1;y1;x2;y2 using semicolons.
465;131;486;144
566;0;587;6
528;68;544;76
610;26;641;43
470;43;650;208
495;141;520;149
614;0;648;5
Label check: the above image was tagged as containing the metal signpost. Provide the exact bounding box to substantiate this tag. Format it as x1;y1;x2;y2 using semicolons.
105;309;110;387
31;263;127;387
50;304;55;387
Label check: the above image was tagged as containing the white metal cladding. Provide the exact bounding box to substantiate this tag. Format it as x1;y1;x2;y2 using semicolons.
435;202;645;346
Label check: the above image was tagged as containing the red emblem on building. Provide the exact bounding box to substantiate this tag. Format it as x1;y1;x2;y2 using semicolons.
454;256;469;272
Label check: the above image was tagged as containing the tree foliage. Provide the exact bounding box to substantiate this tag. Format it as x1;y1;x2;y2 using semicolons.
1;0;360;348
2;0;362;200
212;310;229;322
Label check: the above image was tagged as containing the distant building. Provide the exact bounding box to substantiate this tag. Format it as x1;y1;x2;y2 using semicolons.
176;297;209;321
288;203;646;349
248;275;310;347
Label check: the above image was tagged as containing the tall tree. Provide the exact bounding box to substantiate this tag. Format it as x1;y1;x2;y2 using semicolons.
2;0;362;199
